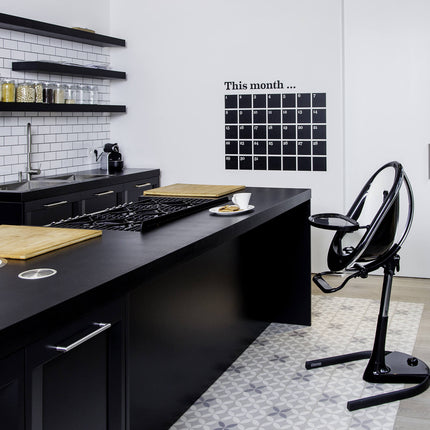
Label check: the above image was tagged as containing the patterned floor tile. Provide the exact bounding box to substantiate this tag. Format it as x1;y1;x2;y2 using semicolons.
171;296;424;430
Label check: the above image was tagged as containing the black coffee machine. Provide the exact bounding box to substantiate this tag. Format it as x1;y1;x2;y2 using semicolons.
100;143;124;172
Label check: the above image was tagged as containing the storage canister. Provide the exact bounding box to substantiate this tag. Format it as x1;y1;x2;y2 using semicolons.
75;84;85;104
2;79;16;102
16;82;35;103
54;83;65;104
34;81;43;103
88;85;98;104
43;82;54;104
64;84;76;104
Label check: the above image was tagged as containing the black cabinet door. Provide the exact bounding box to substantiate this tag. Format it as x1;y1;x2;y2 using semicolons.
26;299;125;430
0;350;25;430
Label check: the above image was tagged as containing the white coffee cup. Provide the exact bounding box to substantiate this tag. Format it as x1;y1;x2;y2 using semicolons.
232;192;251;210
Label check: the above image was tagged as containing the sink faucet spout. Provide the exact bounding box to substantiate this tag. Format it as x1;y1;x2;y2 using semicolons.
21;123;41;182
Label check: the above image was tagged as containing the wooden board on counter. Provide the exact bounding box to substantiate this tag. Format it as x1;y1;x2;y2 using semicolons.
0;224;102;260
143;183;246;198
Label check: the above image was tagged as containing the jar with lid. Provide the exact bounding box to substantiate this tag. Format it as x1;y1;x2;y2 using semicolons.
34;81;43;103
54;83;65;104
2;79;16;102
43;82;55;104
64;84;76;104
75;84;85;104
88;85;99;104
16;82;35;103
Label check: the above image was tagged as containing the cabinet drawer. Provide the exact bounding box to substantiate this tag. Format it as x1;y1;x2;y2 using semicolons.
81;184;122;214
24;192;82;226
123;175;159;203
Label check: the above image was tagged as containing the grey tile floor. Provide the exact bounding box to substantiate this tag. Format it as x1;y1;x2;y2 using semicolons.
172;296;423;430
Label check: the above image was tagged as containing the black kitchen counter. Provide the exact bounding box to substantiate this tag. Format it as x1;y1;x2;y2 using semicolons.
0;167;160;202
0;186;310;358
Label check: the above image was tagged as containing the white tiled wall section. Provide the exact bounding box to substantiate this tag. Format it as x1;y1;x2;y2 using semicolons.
0;27;112;183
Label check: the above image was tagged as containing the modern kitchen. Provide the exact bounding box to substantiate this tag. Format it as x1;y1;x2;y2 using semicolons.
1;1;430;429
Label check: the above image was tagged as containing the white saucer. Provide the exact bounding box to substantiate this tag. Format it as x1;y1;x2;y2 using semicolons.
209;205;254;216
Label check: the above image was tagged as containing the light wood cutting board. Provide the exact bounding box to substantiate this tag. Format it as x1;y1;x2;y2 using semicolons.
143;183;246;198
0;224;102;260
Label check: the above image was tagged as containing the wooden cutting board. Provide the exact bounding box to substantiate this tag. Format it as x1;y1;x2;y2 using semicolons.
143;183;246;198
0;225;102;260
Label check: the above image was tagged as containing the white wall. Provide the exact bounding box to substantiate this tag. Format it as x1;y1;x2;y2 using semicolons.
110;0;345;271
2;1;110;35
344;0;430;277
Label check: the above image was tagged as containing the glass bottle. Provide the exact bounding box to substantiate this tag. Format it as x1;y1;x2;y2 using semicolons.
43;82;55;104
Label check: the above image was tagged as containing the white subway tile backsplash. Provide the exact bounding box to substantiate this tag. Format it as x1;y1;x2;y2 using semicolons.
0;28;113;183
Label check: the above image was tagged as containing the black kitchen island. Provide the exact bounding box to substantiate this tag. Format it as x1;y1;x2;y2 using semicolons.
0;186;311;430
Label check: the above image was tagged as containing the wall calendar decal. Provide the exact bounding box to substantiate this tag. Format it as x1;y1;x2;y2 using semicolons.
224;92;327;171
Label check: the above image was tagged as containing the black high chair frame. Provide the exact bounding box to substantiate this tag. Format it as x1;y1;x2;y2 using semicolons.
306;161;429;411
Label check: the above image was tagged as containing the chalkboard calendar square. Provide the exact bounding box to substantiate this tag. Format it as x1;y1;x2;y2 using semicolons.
224;91;326;171
253;125;266;139
253;94;266;108
225;125;238;139
239;125;252;139
225;95;237;109
239;94;252;108
268;125;281;139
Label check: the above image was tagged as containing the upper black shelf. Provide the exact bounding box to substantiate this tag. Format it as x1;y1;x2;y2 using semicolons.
0;13;125;47
12;61;126;79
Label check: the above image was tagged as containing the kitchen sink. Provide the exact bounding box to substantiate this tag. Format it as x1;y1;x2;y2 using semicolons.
0;174;111;192
0;180;71;191
35;174;110;181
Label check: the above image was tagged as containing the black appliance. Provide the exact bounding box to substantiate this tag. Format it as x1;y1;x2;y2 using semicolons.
101;143;123;172
50;195;228;232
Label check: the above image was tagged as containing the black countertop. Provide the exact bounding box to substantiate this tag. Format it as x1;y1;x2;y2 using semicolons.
0;187;310;356
0;167;160;202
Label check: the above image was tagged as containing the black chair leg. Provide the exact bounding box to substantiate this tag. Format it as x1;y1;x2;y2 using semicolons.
305;351;371;370
305;255;430;411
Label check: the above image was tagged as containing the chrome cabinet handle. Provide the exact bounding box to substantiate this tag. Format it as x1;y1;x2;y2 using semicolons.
43;200;68;207
135;182;151;188
49;322;111;353
94;190;114;196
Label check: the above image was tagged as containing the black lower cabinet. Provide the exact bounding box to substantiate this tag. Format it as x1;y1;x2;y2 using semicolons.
0;350;25;430
25;299;125;430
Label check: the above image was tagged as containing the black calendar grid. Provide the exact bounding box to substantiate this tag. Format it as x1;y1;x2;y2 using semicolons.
224;93;327;171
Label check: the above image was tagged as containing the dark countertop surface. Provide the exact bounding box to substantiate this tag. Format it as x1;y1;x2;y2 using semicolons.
0;186;311;356
0;167;160;202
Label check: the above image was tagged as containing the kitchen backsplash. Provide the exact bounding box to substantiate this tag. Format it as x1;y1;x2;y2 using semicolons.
0;27;112;184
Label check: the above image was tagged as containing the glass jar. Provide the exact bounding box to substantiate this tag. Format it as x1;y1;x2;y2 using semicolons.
2;79;16;102
64;84;76;104
34;81;43;103
54;83;65;104
88;85;98;104
75;84;85;104
16;82;35;103
43;82;55;104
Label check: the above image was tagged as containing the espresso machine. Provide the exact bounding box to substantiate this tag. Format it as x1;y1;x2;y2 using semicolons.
99;143;124;172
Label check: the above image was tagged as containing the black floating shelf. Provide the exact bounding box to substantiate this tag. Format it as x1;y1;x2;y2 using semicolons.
0;103;126;113
12;61;126;79
0;13;125;47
